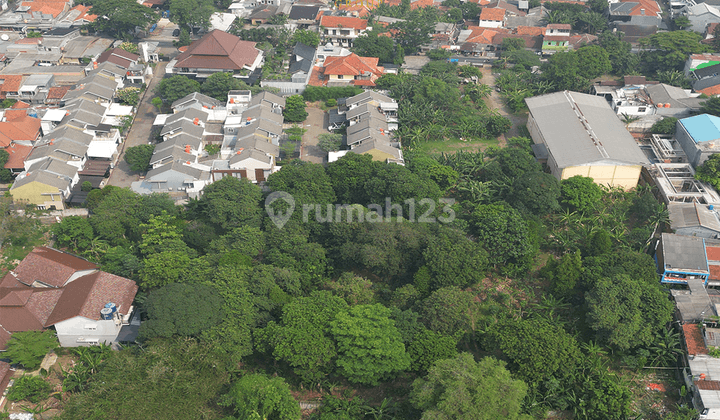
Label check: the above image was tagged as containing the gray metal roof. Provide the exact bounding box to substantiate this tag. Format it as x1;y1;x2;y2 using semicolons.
249;91;285;108
235;137;280;157
150;146;195;167
161;119;205;139
242;105;283;126
146;160;204;180
661;232;709;272
346;90;394;107
229;148;272;166
164;108;209;126
669;202;720;234
646;83;704;109
171;92;223;110
525;91;650;169
155;133;202;153
351;139;402;159
28;157;78;179
11;169;71;191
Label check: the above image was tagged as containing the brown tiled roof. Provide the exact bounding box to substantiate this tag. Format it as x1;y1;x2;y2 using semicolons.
45;271;137;325
97;48;139;70
696;380;720;390
175;30;260;71
0;329;10;351
47;85;70;100
547;23;571;30
13;247;97;288
0;75;23;96
515;26;545;36
684;323;709;355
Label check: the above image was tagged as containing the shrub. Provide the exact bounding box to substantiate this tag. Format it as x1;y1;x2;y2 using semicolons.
7;376;52;403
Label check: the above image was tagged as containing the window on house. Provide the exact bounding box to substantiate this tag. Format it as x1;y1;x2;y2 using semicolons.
638;107;646;112
84;324;97;330
338;75;344;79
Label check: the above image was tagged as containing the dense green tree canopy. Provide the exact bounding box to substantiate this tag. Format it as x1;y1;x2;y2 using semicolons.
222;374;301;420
696;154;720;190
283;95;308;122
560;175;604;213
260;291;348;382
88;0;158;39
639;31;711;73
169;0;214;31
411;353;531;420
124;144;155;172
201;72;247;101
53;216;94;251
140;283;224;339
331;304;411;385
586;274;673;350
156;75;202;104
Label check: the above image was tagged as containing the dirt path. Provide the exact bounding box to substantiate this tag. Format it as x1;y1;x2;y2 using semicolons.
481;68;528;145
107;62;166;188
300;104;327;164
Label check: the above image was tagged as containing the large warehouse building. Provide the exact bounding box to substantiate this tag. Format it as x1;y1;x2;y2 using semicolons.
525;91;650;189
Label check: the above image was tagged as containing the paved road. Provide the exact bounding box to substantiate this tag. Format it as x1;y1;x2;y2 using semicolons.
300;106;327;164
107;62;167;188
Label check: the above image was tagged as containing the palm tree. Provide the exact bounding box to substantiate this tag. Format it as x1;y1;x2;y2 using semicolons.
648;327;683;367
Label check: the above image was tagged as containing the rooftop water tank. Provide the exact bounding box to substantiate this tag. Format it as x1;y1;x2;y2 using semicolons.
104;302;117;314
100;307;113;320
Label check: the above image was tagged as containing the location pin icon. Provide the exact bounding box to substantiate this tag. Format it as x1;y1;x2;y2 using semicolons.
265;191;295;229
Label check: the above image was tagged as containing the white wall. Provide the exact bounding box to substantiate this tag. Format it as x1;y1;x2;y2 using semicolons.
54;315;123;347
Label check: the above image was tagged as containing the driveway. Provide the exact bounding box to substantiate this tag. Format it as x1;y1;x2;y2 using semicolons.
300;105;327;164
107;62;166;188
480;68;527;145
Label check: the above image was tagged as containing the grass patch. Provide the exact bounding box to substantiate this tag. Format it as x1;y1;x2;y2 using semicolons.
414;137;499;156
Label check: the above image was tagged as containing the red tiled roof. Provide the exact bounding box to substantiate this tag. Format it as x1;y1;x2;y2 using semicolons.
516;26;545;36
69;4;97;21
480;7;505;21
410;0;435;10
175;30;260;71
47;85;70;100
20;0;69;18
707;246;720;261
700;85;720;96
319;15;368;30
0;116;41;147
684;323;708;355
0;75;23;96
11;101;29;109
338;3;372;16
354;79;376;86
4;144;32;170
710;264;720;281
308;65;325;86
323;53;384;77
493;33;542;49
466;27;500;44
13;247;97;288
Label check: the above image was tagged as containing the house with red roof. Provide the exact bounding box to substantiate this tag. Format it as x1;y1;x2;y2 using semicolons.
170;30;263;79
0;247;138;348
316;53;384;87
478;7;506;28
0;102;41;148
319;15;369;48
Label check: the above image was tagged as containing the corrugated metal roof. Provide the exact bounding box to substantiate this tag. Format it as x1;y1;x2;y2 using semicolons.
525;91;650;169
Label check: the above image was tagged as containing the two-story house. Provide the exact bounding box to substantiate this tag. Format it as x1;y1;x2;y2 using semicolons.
319;15;369;48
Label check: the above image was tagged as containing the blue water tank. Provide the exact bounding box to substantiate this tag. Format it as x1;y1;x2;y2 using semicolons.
100;307;113;320
104;302;117;314
711;205;715;211
28;111;37;118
